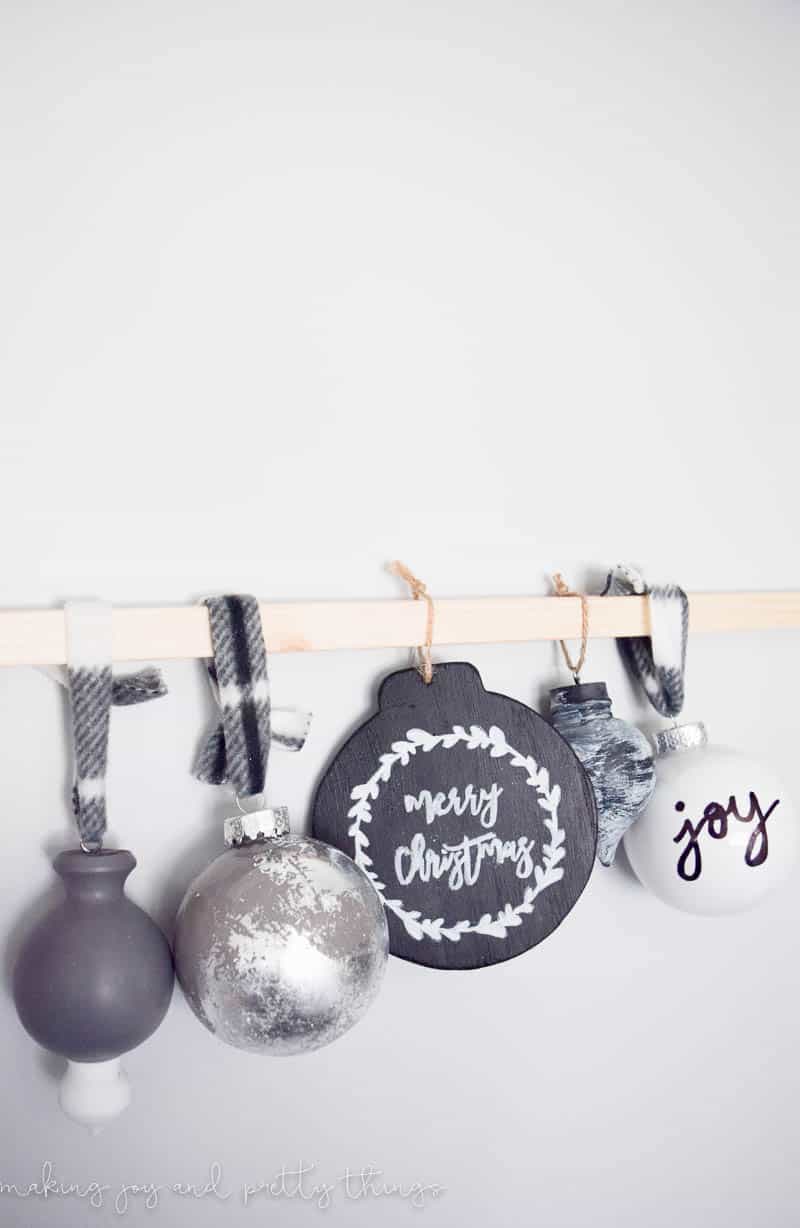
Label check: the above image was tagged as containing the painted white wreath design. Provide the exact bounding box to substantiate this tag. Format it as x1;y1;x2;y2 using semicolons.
347;724;566;943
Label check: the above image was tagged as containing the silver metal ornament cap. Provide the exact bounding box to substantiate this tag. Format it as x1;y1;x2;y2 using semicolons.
652;721;708;759
223;806;291;847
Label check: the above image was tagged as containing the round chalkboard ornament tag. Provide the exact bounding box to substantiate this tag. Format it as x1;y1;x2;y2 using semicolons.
312;663;598;970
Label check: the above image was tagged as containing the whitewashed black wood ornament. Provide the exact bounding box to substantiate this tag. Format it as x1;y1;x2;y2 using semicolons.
312;663;598;970
549;682;656;867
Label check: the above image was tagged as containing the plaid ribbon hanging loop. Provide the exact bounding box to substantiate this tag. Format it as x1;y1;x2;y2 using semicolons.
193;596;277;799
65;601;168;851
603;565;689;720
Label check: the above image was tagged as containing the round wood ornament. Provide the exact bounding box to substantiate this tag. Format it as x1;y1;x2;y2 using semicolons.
312;663;598;970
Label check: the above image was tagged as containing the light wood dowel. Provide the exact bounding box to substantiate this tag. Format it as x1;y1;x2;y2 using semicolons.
0;592;797;666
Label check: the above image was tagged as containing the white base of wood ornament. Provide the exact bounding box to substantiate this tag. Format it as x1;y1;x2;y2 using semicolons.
58;1059;132;1132
624;724;797;915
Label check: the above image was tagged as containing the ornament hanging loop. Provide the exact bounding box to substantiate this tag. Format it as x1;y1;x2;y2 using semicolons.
193;595;312;799
65;602;114;853
234;791;267;815
65;602;168;852
389;560;435;684
603;565;689;719
193;596;272;799
551;573;589;683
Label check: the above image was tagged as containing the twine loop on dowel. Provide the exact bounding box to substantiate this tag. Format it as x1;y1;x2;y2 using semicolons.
193;595;313;799
389;561;435;684
64;601;168;852
603;564;689;719
551;573;589;683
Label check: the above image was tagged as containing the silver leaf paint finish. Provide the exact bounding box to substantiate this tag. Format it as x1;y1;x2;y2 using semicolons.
550;683;656;867
174;835;388;1055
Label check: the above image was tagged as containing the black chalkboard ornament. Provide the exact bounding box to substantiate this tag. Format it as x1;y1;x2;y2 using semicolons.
312;663;598;970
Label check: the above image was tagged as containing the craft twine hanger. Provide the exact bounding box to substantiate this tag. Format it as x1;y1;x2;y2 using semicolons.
551;573;590;684
389;561;435;684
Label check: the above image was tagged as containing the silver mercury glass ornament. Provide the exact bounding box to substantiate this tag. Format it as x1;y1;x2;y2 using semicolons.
174;806;389;1056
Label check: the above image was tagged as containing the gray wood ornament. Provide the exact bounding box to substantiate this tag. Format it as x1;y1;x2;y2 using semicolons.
312;663;598;970
13;849;174;1061
549;682;656;866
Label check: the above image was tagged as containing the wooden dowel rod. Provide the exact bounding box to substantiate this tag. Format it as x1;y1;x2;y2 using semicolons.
0;592;797;667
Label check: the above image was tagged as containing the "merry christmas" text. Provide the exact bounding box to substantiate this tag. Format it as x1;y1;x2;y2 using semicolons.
394;831;536;891
403;783;504;829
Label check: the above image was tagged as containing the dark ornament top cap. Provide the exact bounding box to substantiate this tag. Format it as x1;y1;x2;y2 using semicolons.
550;682;610;707
54;848;136;877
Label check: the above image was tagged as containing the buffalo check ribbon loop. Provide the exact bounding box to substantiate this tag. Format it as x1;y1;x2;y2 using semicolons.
603;565;689;719
193;595;311;798
65;601;168;851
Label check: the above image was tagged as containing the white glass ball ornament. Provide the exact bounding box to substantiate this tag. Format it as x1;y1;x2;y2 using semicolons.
624;723;797;915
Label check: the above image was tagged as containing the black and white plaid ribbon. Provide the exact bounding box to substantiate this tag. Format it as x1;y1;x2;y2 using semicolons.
193;595;311;798
603;565;689;719
64;601;168;850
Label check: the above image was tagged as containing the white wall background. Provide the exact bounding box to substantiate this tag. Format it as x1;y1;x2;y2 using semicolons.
1;2;798;1225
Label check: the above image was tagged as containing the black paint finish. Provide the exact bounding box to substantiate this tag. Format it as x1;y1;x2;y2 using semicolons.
312;663;598;970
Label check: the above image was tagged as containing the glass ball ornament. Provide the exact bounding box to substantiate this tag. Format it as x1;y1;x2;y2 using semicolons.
174;807;389;1055
624;723;797;915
